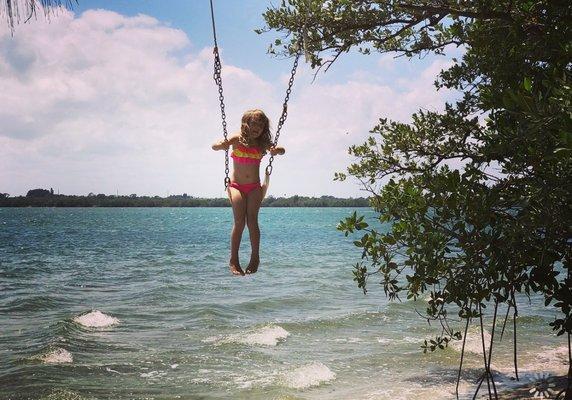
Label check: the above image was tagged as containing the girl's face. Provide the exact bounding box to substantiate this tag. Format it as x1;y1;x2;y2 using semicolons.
248;118;265;138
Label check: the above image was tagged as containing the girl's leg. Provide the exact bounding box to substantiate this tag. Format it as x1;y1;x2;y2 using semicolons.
244;186;263;274
229;187;246;275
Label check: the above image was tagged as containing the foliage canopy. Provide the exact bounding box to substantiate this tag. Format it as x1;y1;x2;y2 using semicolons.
263;0;571;397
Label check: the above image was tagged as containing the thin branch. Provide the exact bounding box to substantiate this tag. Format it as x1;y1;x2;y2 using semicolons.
1;0;76;35
471;374;486;400
395;3;514;23
511;289;520;381
499;302;511;341
486;301;499;398
478;303;493;399
456;303;472;399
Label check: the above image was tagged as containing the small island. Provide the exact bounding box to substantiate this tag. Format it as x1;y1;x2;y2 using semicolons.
0;188;370;208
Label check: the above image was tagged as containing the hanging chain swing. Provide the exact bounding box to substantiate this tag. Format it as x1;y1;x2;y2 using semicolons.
209;0;302;195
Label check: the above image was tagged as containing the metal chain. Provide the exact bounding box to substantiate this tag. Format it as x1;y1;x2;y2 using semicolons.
213;48;230;188
265;49;301;177
210;0;230;189
211;0;301;182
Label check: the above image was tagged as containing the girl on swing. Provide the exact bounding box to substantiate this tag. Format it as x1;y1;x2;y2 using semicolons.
212;109;285;276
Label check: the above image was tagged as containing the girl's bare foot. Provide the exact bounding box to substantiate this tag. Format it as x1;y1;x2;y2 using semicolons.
245;258;259;275
229;260;245;276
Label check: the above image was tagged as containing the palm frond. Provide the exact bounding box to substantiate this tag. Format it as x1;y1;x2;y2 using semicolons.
1;0;77;34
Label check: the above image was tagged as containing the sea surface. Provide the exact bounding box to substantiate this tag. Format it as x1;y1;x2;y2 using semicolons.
0;208;567;400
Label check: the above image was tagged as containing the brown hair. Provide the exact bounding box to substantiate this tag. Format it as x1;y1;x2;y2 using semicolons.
239;109;272;152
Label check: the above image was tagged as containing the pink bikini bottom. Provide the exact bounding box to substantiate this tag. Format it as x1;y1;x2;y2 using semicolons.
229;181;261;195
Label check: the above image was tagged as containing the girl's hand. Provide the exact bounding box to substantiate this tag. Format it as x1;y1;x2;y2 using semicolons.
211;138;231;151
269;146;285;156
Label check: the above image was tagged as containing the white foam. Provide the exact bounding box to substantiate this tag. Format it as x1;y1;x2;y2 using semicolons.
73;310;119;328
239;326;290;346
233;373;277;390
532;345;568;373
281;362;336;389
191;377;212;384
450;326;492;355
38;347;73;364
362;379;472;400
401;336;422;344
140;370;167;379
334;337;362;343
493;345;569;379
205;325;290;347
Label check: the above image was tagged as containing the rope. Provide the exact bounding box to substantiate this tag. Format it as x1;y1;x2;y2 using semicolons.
209;0;218;48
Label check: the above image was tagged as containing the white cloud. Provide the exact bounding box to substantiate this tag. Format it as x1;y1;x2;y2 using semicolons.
377;53;397;70
0;8;456;198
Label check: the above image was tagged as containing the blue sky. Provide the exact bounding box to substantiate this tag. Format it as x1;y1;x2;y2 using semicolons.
1;1;459;197
73;0;427;84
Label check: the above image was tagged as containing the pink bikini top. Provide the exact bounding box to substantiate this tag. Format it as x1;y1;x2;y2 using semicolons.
231;145;263;165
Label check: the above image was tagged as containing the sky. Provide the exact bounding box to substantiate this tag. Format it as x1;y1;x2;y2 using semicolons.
0;1;461;198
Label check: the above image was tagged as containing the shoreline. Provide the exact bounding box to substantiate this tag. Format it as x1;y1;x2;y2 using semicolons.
0;194;370;208
496;375;568;399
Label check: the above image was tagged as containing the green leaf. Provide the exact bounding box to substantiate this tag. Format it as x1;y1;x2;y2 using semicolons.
383;236;396;245
523;77;532;92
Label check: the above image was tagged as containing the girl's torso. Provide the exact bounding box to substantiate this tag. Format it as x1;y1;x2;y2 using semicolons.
230;144;264;183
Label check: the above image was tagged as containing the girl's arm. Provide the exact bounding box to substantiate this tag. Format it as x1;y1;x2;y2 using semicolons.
269;146;285;156
212;134;239;151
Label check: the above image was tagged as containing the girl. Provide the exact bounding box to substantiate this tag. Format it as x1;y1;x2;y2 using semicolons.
212;109;285;276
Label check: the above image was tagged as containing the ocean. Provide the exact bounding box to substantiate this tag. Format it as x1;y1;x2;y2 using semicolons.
0;208;567;399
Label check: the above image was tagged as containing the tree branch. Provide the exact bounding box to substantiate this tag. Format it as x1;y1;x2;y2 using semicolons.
395;3;514;22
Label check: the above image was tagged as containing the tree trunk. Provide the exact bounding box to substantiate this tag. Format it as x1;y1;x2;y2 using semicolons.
565;333;571;400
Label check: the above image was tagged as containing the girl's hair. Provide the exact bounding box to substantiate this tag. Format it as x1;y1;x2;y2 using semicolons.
239;109;272;152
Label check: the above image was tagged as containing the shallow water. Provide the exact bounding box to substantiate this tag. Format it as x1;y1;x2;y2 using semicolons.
0;208;567;399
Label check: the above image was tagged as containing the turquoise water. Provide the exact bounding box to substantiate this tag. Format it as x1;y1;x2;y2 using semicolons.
0;208;567;400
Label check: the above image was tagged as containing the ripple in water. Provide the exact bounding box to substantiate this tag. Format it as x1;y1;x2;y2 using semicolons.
39;389;85;400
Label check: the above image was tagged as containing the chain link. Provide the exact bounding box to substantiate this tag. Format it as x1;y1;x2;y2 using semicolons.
213;47;230;189
266;49;301;176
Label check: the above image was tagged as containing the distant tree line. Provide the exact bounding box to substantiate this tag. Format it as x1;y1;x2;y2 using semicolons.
0;189;369;207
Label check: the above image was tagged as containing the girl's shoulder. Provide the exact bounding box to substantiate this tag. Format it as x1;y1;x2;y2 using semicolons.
228;133;242;147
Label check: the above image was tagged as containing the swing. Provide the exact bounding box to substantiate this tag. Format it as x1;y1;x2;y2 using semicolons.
209;0;302;200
